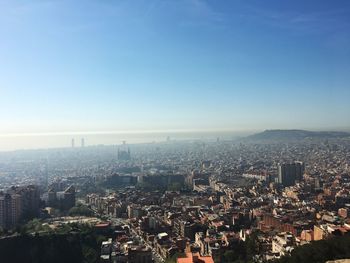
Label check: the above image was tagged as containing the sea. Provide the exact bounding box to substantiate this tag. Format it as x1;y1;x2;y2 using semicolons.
0;130;252;152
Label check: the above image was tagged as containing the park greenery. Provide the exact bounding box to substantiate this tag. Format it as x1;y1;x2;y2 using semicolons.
274;234;350;263
0;222;109;263
68;203;95;217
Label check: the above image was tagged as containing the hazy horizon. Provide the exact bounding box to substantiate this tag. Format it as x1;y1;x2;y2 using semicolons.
1;0;349;150
0;130;247;151
0;127;350;152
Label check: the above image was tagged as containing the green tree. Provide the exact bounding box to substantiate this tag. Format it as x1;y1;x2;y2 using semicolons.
69;204;94;217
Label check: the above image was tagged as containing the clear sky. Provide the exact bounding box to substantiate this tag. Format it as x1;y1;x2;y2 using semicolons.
0;0;350;136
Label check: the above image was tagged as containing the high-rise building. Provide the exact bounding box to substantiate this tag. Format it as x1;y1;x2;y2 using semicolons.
51;185;76;211
294;161;305;181
0;193;22;229
9;185;40;219
81;138;85;147
71;138;75;148
278;162;305;187
45;159;49;189
118;146;131;161
63;185;76;210
0;185;41;229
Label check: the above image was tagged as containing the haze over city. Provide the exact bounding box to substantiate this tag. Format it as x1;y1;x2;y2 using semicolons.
2;1;350;263
1;0;350;150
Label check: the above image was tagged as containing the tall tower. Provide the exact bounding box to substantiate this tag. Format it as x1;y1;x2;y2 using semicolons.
81;138;85;148
278;161;304;187
0;193;22;229
45;158;49;189
71;138;75;148
294;161;305;181
118;141;131;161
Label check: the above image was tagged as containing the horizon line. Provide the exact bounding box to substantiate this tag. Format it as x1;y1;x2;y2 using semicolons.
0;127;349;138
0;129;256;138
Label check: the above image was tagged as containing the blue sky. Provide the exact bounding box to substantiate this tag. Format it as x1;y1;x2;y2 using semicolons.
0;0;350;135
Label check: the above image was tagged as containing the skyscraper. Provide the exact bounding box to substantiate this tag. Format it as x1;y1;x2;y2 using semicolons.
81;138;85;147
0;193;22;229
278;162;305;187
71;138;75;148
294;161;305;182
118;141;131;161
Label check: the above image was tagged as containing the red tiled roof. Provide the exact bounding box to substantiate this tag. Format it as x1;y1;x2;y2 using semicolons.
177;253;214;263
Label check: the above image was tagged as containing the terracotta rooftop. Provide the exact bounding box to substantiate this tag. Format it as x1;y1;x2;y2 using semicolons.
177;253;214;263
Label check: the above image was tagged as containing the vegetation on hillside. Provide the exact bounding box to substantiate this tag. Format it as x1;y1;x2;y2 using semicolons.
274;234;350;263
0;223;108;263
68;203;94;217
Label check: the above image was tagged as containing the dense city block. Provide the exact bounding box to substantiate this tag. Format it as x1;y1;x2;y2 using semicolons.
0;131;350;263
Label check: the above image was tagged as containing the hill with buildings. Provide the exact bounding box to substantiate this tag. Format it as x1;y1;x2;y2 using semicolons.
243;129;350;142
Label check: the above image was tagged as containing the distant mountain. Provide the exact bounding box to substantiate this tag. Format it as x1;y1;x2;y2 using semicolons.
244;129;350;142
